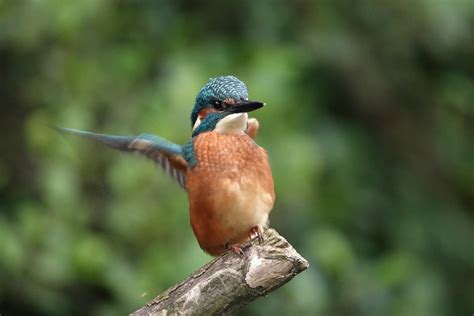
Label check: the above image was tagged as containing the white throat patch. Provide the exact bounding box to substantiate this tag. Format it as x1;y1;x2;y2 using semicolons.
215;113;248;134
192;117;202;132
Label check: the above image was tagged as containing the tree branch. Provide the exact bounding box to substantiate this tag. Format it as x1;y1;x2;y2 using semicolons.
130;229;309;316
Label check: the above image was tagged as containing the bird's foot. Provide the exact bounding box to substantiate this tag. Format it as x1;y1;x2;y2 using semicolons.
250;226;264;244
225;243;244;257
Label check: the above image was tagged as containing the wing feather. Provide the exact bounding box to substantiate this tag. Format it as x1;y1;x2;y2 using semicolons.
59;128;188;189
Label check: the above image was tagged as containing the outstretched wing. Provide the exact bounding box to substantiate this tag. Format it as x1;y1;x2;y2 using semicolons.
58;128;188;189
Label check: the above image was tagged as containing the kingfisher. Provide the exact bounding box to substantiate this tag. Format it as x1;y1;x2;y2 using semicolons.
60;76;275;256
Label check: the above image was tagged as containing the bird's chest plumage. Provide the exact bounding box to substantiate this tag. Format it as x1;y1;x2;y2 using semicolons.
186;132;275;256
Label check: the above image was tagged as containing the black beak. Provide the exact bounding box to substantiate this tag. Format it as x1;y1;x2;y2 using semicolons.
226;100;265;114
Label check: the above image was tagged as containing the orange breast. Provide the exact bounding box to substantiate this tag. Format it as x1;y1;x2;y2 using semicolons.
186;132;275;256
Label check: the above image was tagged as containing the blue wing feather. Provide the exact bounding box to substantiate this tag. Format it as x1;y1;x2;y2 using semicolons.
58;128;188;189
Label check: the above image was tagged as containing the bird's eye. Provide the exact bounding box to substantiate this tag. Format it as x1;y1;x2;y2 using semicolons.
212;100;224;110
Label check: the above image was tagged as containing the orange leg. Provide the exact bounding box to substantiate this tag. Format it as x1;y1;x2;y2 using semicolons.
250;226;264;244
225;243;244;256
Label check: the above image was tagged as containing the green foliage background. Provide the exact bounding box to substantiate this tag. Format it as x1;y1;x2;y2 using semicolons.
1;1;473;315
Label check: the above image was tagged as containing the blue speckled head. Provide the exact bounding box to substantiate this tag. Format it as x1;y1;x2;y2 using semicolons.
191;76;249;127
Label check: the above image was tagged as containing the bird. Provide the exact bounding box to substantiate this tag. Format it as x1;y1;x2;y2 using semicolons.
59;76;275;256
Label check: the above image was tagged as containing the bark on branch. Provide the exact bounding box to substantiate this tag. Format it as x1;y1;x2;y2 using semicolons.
130;229;309;316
